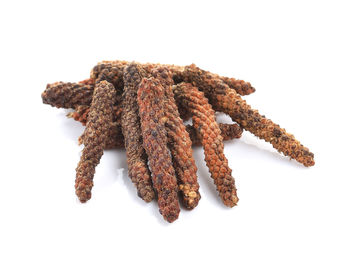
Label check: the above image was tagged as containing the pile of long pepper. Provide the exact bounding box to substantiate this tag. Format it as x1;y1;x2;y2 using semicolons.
42;60;315;223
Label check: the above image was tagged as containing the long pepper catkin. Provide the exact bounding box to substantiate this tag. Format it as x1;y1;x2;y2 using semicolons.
138;77;180;222
42;82;94;109
152;67;200;209
75;81;116;202
182;64;315;167
174;83;239;207
121;63;155;202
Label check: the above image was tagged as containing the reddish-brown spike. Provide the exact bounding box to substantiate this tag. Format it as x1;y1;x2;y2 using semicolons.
75;81;116;202
174;83;239;207
182;64;314;167
138;76;180;223
121;63;155;202
151;67;200;209
42;81;94;109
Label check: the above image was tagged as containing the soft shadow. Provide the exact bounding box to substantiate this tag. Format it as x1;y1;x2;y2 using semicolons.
224;133;308;170
58;110;85;142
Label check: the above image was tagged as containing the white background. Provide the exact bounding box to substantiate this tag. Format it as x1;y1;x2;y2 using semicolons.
1;0;349;254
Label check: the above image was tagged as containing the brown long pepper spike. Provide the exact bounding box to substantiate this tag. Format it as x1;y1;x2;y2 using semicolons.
75;80;116;202
182;64;315;167
138;76;180;223
151;67;201;210
41;81;94;109
173;83;239;207
121;63;155;202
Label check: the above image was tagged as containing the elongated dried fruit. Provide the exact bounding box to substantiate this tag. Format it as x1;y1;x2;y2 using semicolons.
42;82;94;109
121;63;155;202
138;77;180;222
75;81;116;202
174;83;239;207
182;64;315;167
152;67;200;209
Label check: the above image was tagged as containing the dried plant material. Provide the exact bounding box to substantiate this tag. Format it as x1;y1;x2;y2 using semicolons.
68;103;242;149
91;60;255;96
67;105;90;125
75;81;116;202
74;122;242;149
138;76;180;222
42;59;315;223
42;82;94;109
79;78;95;85
121;63;155;202
151;67;200;209
182;64;315;167
188;123;243;145
70;105;122;127
174;83;239;207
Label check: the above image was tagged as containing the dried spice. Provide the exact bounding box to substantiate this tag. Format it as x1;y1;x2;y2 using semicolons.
91;60;255;96
74;121;242;149
41;81;94;109
70;105;122;127
75;81;116;202
138;76;180;222
151;67;200;209
174;82;239;207
121;63;155;202
68;102;242;149
42;59;315;223
182;64;315;167
79;78;95;85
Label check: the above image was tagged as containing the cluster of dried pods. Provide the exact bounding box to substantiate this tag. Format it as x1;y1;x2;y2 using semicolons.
42;60;315;223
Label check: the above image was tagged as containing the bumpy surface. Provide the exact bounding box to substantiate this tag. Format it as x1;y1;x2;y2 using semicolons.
68;102;243;147
91;60;255;96
42;59;315;223
182;64;315;167
74;121;242;150
174;83;239;207
121;63;155;202
41;82;94;109
152;67;200;209
75;81;116;202
138;77;180;222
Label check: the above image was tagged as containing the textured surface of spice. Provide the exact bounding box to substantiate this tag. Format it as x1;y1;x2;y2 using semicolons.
74;121;242;149
75;81;116;202
174;83;239;207
182;64;315;167
91;60;255;96
121;63;155;202
152;67;200;209
70;104;122;127
138;77;180;222
42;81;94;109
79;78;95;85
189;123;243;144
77;106;123;147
